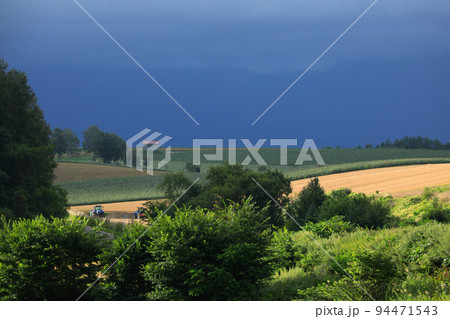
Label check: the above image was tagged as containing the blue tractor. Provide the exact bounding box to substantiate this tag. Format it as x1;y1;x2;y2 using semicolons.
90;205;105;217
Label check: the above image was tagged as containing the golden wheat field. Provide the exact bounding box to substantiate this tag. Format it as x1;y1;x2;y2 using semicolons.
291;163;450;197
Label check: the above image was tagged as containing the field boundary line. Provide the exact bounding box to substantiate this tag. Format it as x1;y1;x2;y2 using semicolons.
71;0;200;126
76;177;200;301
251;177;376;301
251;0;379;125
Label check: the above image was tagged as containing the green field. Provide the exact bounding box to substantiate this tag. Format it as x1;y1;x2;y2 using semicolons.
57;148;450;205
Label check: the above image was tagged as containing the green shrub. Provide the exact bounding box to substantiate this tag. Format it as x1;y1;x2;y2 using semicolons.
0;216;105;300
393;195;449;225
142;199;273;300
319;193;391;228
259;266;335;301
423;198;449;223
99;222;153;300
304;215;356;238
287;178;326;229
392;271;449;301
184;164;292;227
298;249;401;301
142;199;170;220
268;228;297;271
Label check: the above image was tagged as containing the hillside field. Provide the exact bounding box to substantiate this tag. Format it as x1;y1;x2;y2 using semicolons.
56;148;450;205
291;163;450;197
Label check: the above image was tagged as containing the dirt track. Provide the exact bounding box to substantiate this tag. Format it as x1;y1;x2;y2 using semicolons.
69;200;148;222
291;163;450;197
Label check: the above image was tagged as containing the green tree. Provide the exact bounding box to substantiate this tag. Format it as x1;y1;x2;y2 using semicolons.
0;216;105;300
82;125;102;153
0;59;68;219
99;222;153;300
158;172;195;202
319;192;390;229
184;164;291;227
51;127;79;157
101;200;273;301
62;128;79;155
142;200;273;300
51;128;67;158
287;178;326;230
95;132;126;163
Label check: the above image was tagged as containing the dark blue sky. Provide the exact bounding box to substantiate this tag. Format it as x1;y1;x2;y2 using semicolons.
1;0;449;147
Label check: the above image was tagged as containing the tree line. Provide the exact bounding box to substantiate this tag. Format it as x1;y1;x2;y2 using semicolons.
51;125;125;163
375;136;450;150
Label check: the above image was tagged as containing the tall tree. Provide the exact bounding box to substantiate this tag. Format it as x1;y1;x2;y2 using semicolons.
96;132;126;163
82;125;102;153
51;128;67;158
0;58;68;219
62;128;79;155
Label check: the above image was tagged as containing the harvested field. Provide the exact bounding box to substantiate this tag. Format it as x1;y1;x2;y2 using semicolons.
55;162;164;183
70;200;147;214
69;200;151;223
291;163;450;197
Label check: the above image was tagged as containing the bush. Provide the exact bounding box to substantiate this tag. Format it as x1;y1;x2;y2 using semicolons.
268;228;297;271
392;271;449;301
142;199;170;220
99;222;154;300
303;215;356;238
181;164;292;227
0;216;105;300
185;162;200;172
298;249;401;301
287;178;326;229
393;195;449;225
423;198;449;223
142;199;273;300
319;193;391;228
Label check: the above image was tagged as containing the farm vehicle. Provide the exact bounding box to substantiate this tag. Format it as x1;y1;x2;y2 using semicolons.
90;205;105;217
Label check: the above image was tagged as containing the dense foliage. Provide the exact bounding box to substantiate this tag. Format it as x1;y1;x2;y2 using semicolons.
376;136;450;150
153;164;292;227
287;180;390;230
51;128;79;157
101;200;273;300
287;178;326;229
319;192;391;229
0;59;68;219
82;125;126;163
0;216;105;300
261;220;449;301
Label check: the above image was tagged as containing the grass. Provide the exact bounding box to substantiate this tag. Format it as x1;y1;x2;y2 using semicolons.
260;222;450;301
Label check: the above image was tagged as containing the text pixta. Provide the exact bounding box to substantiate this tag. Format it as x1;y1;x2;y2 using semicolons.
316;306;360;318
193;138;325;166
